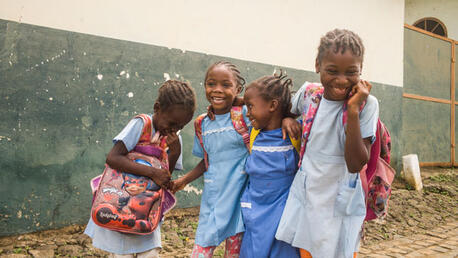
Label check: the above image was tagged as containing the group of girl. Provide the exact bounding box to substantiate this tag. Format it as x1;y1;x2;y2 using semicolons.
85;28;379;258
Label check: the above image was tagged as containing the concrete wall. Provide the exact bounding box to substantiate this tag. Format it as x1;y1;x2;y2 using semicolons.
0;0;405;87
405;0;458;40
0;0;405;235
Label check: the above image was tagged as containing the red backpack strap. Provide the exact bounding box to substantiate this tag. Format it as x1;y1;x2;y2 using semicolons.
194;114;209;169
230;106;250;149
134;114;153;143
298;83;324;167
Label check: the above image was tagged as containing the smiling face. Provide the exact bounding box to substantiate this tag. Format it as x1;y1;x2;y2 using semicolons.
205;65;241;115
244;87;275;130
316;49;362;101
153;104;193;135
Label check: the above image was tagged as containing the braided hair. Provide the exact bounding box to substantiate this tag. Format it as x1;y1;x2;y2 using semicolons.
246;70;293;117
156;80;196;112
316;29;365;64
204;61;246;91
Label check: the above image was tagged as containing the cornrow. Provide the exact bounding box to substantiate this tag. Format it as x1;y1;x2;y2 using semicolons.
156;80;197;112
247;70;293;117
205;61;246;90
316;29;365;64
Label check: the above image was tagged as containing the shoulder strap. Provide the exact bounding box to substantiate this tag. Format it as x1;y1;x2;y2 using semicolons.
290;136;301;154
249;128;260;153
134;114;153;143
194;114;209;169
298;83;324;167
230;106;250;150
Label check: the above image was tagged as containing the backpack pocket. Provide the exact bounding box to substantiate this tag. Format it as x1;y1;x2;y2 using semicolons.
334;173;366;217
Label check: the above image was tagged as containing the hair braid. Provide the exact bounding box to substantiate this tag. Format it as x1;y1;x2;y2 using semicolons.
316;28;365;64
205;61;246;91
246;70;293;117
156;80;197;112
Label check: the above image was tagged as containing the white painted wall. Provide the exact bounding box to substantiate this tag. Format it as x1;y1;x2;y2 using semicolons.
405;0;458;40
0;0;405;87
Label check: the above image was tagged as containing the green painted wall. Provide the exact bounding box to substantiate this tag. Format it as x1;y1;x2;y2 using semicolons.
402;28;453;163
0;19;402;236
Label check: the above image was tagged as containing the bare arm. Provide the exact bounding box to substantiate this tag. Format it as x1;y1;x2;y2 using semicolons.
166;132;181;174
344;80;373;173
344;111;372;172
169;159;206;193
106;141;171;187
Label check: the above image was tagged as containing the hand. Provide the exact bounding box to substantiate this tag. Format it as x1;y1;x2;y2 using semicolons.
347;80;372;112
166;131;181;156
281;117;302;140
150;168;172;188
169;177;187;194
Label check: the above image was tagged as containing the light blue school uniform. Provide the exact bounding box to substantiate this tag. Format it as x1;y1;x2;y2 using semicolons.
84;114;182;255
276;83;379;258
240;128;300;258
192;107;250;247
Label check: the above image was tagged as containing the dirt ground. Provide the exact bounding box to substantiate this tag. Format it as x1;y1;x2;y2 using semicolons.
0;168;456;258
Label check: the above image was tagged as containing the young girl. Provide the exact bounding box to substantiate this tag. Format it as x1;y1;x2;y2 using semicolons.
84;80;196;258
170;61;249;257
240;73;300;258
275;29;379;258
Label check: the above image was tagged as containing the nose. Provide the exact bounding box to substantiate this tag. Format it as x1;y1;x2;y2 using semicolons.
335;75;348;85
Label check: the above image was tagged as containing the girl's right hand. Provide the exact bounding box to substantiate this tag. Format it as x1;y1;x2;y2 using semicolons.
151;168;172;188
169;177;187;194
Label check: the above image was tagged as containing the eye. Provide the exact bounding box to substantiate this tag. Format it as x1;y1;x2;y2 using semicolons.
223;83;233;88
326;69;337;75
346;71;359;76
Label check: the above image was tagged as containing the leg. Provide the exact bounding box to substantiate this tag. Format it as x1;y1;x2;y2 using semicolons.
224;232;243;258
109;253;134;258
191;243;216;258
137;247;161;258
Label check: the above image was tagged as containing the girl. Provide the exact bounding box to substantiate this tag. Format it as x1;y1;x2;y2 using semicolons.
84;80;196;258
240;73;300;258
170;61;249;257
275;29;379;258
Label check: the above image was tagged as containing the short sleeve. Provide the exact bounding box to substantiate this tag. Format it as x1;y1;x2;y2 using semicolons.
173;135;184;170
192;134;204;159
360;95;379;142
291;82;308;115
113;118;144;151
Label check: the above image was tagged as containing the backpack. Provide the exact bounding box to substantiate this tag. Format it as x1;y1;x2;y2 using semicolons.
299;82;395;221
195;106;250;169
90;114;176;234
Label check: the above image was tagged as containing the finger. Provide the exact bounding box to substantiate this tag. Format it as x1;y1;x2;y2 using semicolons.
282;127;287;140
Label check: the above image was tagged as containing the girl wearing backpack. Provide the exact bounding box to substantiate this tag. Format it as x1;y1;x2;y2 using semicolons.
170;61;299;257
275;29;379;258
84;80;196;258
240;72;300;258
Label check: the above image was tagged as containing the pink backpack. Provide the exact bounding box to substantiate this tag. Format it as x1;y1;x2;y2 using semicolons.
194;106;250;169
90;114;176;234
299;83;395;221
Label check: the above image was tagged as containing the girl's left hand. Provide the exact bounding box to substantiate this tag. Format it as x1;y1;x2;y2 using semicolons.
347;80;372;111
281;117;302;140
166;131;181;156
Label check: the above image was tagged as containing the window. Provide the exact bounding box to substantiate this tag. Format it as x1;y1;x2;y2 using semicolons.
413;17;447;37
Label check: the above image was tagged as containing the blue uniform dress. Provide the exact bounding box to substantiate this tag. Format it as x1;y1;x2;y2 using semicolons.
192;108;250;247
240;128;300;258
276;83;379;258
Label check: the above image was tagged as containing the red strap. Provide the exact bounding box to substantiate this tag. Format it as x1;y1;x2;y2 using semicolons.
194;114;208;169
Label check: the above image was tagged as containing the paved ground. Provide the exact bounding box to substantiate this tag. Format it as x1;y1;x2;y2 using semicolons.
1;221;456;257
359;220;458;258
